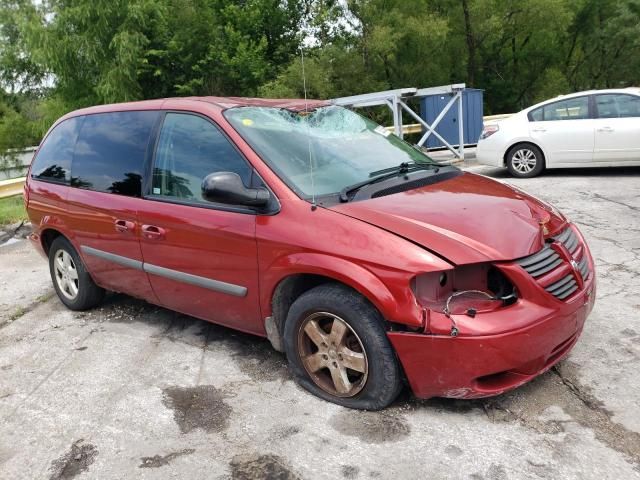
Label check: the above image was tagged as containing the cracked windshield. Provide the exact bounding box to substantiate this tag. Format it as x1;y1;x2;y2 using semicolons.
225;105;436;197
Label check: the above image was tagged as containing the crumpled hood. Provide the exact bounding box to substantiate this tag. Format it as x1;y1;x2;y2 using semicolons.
329;172;566;265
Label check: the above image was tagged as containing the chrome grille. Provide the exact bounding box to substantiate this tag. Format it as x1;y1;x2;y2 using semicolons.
517;246;562;278
545;274;578;300
554;226;579;254
577;256;589;280
516;225;590;301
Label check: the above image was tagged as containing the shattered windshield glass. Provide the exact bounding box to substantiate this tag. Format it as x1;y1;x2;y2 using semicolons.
224;105;436;198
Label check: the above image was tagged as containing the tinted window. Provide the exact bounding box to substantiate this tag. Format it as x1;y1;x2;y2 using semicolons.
151;113;252;204
72;111;158;196
595;94;640;118
30;117;83;184
542;97;589;121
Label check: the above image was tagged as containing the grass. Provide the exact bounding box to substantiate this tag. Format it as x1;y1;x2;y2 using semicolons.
0;195;26;227
8;306;27;321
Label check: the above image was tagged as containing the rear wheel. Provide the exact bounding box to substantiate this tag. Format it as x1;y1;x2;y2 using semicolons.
49;237;105;310
506;143;545;178
283;283;403;410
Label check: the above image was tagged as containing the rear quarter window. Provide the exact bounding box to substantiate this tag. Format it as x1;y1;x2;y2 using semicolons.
30;116;84;184
71;111;159;196
528;107;543;122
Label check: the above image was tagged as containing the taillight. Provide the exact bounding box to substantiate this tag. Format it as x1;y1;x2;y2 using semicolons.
480;124;499;140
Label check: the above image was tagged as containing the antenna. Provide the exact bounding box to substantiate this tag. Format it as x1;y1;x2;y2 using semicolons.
300;46;317;211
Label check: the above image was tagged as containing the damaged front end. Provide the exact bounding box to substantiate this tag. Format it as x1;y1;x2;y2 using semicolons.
388;223;596;400
412;263;518;337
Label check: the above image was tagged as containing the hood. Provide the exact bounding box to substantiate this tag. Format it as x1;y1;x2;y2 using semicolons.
329;172;566;265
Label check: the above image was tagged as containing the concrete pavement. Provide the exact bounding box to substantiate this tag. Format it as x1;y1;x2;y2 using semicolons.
1;164;639;479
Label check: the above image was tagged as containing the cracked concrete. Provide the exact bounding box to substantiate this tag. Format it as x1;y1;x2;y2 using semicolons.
1;163;639;479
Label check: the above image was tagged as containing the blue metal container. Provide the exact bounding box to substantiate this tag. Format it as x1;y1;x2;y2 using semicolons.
419;89;484;148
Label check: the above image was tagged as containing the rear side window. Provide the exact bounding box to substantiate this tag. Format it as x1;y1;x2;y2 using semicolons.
541;97;589;121
30;117;83;184
595;94;640;118
72;111;158;196
151;113;252;204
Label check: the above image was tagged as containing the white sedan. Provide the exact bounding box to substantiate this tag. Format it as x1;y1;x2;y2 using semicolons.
476;88;640;177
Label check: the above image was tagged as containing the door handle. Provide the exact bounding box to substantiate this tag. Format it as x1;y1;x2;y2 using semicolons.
532;127;546;132
141;224;166;240
597;126;613;132
114;219;135;233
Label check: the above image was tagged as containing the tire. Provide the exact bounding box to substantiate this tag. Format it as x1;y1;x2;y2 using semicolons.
506;143;545;178
283;283;403;410
49;236;105;310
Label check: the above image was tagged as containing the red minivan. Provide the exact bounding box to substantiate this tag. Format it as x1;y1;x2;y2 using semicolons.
25;97;595;409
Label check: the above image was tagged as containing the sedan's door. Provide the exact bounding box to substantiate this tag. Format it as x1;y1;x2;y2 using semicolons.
593;93;640;164
137;112;263;333
528;96;594;166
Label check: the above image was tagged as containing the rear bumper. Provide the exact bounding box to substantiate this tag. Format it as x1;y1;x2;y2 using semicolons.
475;141;504;167
28;232;47;259
388;281;595;399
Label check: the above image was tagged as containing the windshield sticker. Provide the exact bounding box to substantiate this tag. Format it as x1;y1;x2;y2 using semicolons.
242;118;254;126
374;125;392;137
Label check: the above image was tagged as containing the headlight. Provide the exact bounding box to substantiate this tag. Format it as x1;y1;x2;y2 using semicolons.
412;264;517;336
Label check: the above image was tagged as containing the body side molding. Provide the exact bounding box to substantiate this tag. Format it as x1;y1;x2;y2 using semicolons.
80;245;247;297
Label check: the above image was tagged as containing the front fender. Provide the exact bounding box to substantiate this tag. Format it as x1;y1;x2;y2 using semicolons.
261;252;425;328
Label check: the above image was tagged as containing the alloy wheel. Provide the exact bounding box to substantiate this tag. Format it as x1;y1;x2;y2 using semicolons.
54;249;79;300
511;148;537;174
297;312;368;398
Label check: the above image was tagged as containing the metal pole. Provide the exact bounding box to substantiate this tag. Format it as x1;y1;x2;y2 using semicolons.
457;90;464;160
392;96;403;138
399;101;459;153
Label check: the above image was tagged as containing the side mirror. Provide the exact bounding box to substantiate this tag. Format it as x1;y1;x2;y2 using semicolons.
201;172;270;207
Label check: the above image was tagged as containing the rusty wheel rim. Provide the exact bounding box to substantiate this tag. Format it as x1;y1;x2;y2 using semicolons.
297;312;368;398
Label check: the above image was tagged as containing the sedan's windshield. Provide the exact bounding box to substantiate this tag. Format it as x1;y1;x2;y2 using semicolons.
224;105;438;198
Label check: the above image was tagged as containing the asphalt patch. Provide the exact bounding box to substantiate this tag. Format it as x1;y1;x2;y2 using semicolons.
271;425;301;440
139;448;195;468
341;464;360;479
329;410;411;444
230;453;300;480
162;385;231;434
48;439;98;480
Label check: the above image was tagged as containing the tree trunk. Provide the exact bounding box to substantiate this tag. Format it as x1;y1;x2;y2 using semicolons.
461;0;476;86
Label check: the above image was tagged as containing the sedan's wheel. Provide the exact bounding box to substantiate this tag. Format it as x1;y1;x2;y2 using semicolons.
284;283;403;410
506;144;545;178
298;312;368;398
48;236;105;311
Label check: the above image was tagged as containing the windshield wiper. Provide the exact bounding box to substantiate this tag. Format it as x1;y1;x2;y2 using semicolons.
339;162;440;202
368;161;438;178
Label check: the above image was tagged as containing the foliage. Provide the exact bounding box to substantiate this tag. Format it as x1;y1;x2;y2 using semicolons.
0;194;26;226
1;0;640;151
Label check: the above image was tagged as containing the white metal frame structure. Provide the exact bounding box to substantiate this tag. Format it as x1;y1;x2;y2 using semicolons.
332;84;467;159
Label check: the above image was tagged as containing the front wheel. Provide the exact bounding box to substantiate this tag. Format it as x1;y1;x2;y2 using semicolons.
283;283;403;410
506;144;545;178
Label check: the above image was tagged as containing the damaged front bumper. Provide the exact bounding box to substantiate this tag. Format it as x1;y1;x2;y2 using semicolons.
388;277;595;399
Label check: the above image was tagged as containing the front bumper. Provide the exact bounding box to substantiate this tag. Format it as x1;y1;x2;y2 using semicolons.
388;271;596;400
